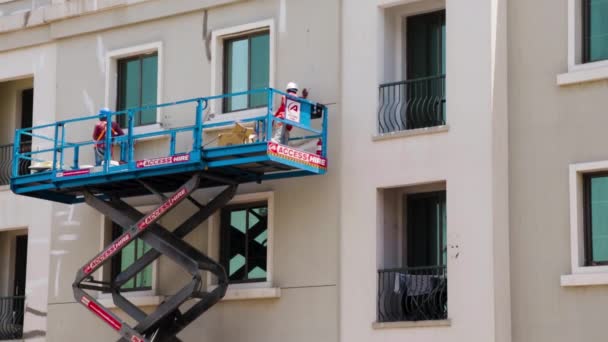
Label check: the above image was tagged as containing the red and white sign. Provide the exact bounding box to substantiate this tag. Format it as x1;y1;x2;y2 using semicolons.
268;142;327;169
56;169;91;178
137;187;188;231
136;154;190;169
285;99;301;123
81;296;122;331
83;233;132;274
131;335;145;342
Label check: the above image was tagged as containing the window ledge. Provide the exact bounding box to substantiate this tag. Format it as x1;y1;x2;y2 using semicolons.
98;295;164;309
372;125;449;142
220;287;281;301
561;272;608;287
0;185;9;192
557;63;608;86
372;319;451;329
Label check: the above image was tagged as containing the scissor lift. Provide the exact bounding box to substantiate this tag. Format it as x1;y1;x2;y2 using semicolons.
10;88;328;342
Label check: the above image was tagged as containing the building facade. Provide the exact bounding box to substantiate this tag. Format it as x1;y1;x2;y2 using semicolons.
0;0;339;341
0;0;607;342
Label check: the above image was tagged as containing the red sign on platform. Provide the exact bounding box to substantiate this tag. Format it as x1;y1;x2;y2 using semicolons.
267;142;327;169
56;169;91;178
136;154;190;169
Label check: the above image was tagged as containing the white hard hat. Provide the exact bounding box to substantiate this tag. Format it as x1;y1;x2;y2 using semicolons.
286;82;299;92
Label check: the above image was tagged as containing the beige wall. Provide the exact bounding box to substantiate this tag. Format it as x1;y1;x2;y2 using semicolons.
508;1;608;341
340;1;509;342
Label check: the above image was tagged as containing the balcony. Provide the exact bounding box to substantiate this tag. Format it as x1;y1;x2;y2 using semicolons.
0;296;25;340
377;266;447;322
378;75;446;134
0;144;30;186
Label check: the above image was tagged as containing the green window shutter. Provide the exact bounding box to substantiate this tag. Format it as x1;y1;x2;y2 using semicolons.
249;33;270;107
406;10;445;79
225;38;250;112
140;55;158;126
590;176;608;264
117;53;158;127
587;0;608;62
223;31;270;112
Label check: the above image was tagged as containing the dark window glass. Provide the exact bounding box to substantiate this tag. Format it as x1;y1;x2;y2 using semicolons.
223;31;270;112
583;0;608;63
111;223;153;291
220;202;268;283
406;191;447;267
584;174;608;265
117;53;158;127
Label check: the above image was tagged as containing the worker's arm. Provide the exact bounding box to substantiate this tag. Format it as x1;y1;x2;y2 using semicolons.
113;122;125;136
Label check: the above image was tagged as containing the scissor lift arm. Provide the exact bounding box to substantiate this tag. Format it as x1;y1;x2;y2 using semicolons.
73;173;237;342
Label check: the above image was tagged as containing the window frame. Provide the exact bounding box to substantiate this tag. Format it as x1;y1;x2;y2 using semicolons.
219;201;269;284
582;0;608;64
207;191;274;290
105;42;163;134
582;171;608;266
209;19;275;123
116;52;159;128
558;0;608;85
222;31;270;113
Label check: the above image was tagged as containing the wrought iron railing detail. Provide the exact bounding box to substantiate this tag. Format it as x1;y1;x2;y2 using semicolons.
0;143;30;185
0;296;25;340
378;75;446;134
377;266;447;322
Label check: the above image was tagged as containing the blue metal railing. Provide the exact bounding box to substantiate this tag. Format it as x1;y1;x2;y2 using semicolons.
0;296;24;340
11;88;328;180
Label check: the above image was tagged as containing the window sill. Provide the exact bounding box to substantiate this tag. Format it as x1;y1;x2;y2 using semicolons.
372;125;449;142
220;287;281;301
0;185;9;192
372;319;451;329
557;62;608;86
561;272;608;287
97;295;164;309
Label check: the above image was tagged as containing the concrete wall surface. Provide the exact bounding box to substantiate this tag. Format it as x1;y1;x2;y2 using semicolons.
508;1;608;342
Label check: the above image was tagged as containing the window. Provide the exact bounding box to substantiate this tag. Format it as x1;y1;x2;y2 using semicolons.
116;53;158;127
584;173;608;265
563;162;608;286
377;186;448;322
110;223;153;292
583;0;608;63
223;31;270;112
406;191;447;267
220;202;268;283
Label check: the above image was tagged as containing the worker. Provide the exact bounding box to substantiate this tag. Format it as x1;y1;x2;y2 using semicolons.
272;82;308;144
92;108;125;166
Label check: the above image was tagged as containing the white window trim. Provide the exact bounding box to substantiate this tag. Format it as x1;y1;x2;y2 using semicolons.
209;19;275;124
104;41;164;135
562;161;608;287
96;204;160;301
557;0;608;86
207;191;279;300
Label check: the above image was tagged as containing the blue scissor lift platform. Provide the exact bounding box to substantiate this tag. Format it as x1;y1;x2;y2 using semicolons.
10;88;328;342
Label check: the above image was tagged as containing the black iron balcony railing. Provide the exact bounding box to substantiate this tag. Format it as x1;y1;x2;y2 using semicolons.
0;296;25;340
377;266;447;322
378;75;446;134
0;143;30;186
